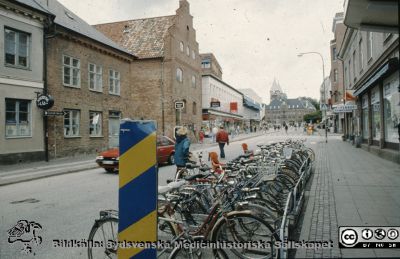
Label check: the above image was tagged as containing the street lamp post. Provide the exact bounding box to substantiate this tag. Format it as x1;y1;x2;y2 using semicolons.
298;52;328;143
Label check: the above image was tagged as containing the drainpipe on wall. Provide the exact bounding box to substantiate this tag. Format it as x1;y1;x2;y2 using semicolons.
160;58;165;136
43;18;57;162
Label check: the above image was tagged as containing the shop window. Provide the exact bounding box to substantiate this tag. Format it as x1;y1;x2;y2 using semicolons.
362;95;369;139
371;87;380;141
383;74;400;143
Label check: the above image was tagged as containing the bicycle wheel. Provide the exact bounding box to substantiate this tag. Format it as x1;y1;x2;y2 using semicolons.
211;212;279;259
158;218;177;259
88;217;118;259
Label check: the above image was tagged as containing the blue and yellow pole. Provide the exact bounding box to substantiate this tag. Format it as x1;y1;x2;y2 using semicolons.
118;120;157;258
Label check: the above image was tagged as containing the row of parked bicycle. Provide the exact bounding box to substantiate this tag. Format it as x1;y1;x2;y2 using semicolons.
88;139;315;259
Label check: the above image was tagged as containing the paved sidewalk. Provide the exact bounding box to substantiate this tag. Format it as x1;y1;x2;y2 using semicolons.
296;136;400;258
0;131;267;186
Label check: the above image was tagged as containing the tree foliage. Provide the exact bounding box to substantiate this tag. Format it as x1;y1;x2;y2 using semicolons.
303;111;322;123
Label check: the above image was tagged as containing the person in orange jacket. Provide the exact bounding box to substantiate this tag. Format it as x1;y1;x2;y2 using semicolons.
216;125;229;159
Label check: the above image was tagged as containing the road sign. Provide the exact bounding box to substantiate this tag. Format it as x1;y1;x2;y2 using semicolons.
44;110;67;116
119;120;157;258
320;104;328;111
175;101;184;109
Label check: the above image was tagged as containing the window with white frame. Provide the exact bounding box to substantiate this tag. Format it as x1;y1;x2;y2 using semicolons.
186;46;190;56
89;111;102;136
359;39;363;72
63;55;80;87
367;32;373;60
176;68;183;82
4;28;30;68
179;41;184;52
89;63;102;91
191;50;195;59
109;69;120;95
5;99;31;137
191;75;196;87
64;110;80;137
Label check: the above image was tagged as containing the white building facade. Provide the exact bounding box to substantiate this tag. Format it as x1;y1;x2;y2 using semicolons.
0;1;52;164
339;28;399;152
201;74;244;134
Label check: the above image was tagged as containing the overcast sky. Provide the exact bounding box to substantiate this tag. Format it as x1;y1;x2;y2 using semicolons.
59;0;344;103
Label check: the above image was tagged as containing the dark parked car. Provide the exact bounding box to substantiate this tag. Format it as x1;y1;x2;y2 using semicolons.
96;136;175;173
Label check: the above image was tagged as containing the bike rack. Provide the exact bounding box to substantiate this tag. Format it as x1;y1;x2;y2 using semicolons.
279;155;313;259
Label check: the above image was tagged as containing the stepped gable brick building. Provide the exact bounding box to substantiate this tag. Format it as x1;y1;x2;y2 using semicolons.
95;0;202;140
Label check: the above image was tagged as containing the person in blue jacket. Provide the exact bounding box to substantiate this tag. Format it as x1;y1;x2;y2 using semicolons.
174;127;191;172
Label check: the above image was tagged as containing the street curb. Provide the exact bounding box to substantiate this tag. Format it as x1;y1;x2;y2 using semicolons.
0;133;270;186
0;164;99;187
191;132;270;151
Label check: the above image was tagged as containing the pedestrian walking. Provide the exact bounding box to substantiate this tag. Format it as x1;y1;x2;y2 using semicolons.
199;130;204;144
212;126;218;143
285;124;288;134
174;127;190;172
216;125;229;159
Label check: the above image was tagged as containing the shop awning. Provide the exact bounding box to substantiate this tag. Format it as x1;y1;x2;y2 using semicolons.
243;96;261;111
202;109;243;120
353;58;398;97
344;0;398;33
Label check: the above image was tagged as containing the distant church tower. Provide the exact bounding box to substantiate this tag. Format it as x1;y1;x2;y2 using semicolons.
270;78;287;101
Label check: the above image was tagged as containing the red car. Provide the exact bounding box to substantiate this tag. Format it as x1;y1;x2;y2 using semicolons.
96;136;175;173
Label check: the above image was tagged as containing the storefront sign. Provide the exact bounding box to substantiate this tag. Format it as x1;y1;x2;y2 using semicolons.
333;104;357;113
230;102;238;113
210;101;220;108
36;94;54;110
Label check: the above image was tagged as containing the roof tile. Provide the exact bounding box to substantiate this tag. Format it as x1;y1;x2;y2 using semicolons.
95;16;175;59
